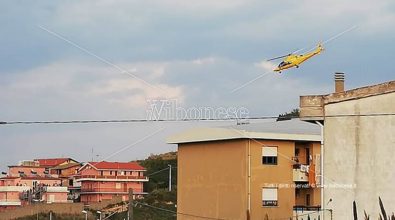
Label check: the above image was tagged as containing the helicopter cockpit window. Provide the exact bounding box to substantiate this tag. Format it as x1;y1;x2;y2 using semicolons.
278;62;289;68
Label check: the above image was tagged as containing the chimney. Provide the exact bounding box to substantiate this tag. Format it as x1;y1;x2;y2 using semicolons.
334;72;345;93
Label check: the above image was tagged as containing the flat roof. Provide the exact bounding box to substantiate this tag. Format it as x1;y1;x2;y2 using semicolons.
299;80;395;120
301;80;395;105
167;119;321;144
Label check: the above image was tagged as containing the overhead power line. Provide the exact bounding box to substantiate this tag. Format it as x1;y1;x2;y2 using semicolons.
147;167;170;177
134;201;226;220
0;116;280;125
0;113;394;125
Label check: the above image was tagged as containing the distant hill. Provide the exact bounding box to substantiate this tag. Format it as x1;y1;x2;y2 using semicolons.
136;152;177;194
131;152;177;219
147;151;177;161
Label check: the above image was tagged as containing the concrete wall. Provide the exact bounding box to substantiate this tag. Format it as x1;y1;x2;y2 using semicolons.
178;139;248;220
42;191;68;203
323;92;395;219
250;139;295;219
0;197;122;219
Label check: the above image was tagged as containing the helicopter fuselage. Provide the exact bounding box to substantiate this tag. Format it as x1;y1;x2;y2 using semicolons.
274;44;324;72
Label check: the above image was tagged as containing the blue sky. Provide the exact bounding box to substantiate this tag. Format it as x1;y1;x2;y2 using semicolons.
0;0;394;171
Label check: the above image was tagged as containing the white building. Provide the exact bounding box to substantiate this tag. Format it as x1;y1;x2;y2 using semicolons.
300;73;395;219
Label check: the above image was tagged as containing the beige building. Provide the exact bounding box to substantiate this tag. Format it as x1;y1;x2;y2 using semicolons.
300;73;395;219
168;120;323;220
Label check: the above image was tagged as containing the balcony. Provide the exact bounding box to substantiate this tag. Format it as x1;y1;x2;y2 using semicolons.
76;175;149;182
293;164;309;182
0;200;22;206
80;187;143;194
45;186;69;193
0;186;31;192
293;206;322;220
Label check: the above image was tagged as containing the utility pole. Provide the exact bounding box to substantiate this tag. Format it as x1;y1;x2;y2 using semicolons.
128;188;133;220
168;164;172;192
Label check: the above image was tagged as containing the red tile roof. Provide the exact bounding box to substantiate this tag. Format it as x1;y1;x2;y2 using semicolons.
35;158;70;167
88;161;145;171
8;165;42;168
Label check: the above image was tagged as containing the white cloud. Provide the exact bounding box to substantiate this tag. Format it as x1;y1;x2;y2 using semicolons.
192;57;217;65
0;61;185;120
254;60;277;72
87;78;184;108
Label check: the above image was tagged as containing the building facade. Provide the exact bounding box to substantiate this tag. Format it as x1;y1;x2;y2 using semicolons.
76;161;148;203
300;74;395;219
0;176;68;211
168;120;323;220
0;158;79;211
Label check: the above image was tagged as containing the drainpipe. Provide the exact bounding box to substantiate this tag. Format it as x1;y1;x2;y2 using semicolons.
316;121;324;219
247;140;251;220
168;164;172;192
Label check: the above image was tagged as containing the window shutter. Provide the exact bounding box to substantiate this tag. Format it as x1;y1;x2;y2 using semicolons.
262;147;278;157
262;188;278;201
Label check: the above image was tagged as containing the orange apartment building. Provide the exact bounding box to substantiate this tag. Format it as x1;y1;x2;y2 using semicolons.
168;119;322;220
76;161;148;203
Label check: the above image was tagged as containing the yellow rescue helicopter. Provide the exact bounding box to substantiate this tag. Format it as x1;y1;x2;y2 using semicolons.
268;44;324;73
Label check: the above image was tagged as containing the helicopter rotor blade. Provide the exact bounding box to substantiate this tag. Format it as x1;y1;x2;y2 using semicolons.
267;54;290;61
265;25;357;62
291;48;305;54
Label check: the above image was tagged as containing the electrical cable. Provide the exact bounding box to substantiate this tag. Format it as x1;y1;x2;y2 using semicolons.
133;201;227;220
0;113;393;125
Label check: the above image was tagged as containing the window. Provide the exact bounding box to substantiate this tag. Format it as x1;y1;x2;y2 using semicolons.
116;183;121;189
262;188;278;207
262;146;278;165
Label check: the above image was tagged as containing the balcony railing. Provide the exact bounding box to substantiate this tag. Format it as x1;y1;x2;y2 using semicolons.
45;186;69;193
0;186;31;192
0;199;22;206
80;187;143;193
76;175;148;181
293;205;321;211
292;164;309;182
293;206;323;220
